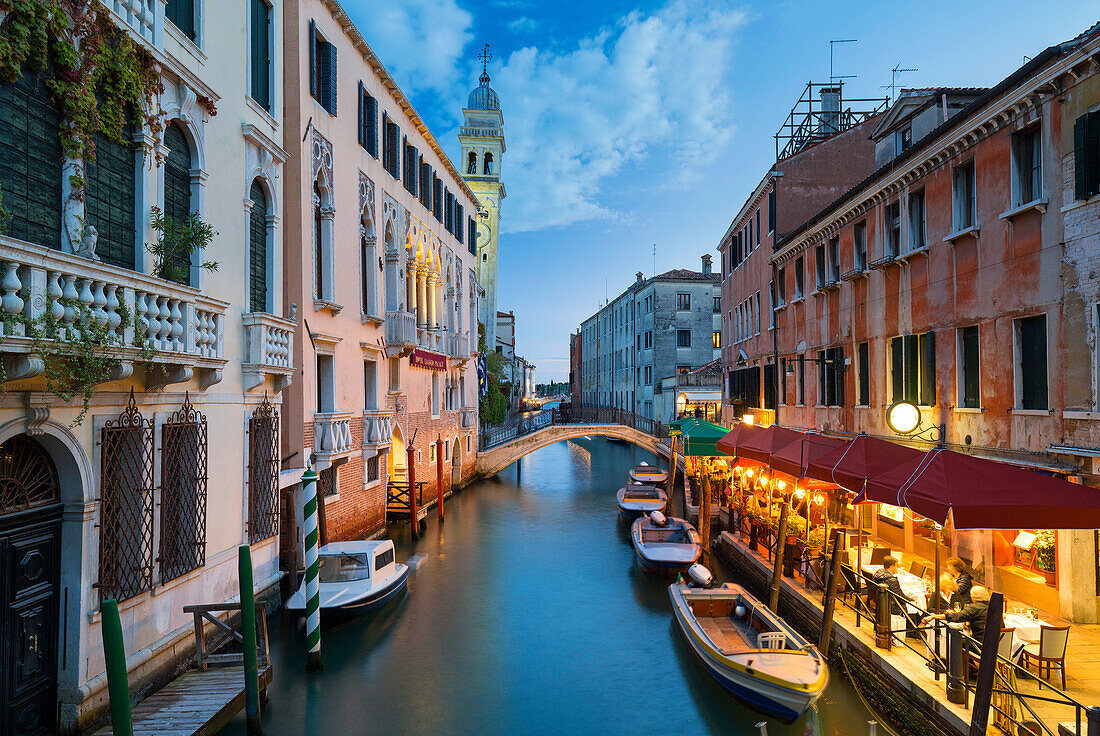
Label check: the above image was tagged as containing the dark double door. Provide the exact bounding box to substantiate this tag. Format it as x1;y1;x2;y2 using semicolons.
0;435;62;736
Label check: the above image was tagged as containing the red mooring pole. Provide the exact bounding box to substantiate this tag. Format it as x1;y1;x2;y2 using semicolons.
436;437;445;524
407;444;419;540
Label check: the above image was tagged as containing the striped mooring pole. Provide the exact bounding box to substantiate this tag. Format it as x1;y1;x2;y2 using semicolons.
302;466;322;670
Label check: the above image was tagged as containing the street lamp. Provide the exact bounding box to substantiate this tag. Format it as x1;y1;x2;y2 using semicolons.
885;400;944;442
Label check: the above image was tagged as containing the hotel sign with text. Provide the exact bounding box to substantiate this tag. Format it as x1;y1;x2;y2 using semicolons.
410;349;448;371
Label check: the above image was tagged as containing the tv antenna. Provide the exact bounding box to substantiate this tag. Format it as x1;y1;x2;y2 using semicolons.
652;243;656;278
829;39;858;83
882;63;918;102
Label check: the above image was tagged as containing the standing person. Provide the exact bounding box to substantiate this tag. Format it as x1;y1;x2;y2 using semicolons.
946;557;973;606
939;573;960;610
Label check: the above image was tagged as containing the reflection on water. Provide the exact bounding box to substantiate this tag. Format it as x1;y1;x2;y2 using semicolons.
220;438;874;735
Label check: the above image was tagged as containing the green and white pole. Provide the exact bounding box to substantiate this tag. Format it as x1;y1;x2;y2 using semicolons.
302;466;322;670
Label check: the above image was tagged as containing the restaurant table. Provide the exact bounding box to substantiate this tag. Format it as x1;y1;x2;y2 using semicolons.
1003;611;1054;661
861;565;930;614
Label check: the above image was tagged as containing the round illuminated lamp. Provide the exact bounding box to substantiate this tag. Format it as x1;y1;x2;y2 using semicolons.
885;400;922;435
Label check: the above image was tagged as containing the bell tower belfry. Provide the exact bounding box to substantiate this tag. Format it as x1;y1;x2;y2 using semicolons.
460;43;506;351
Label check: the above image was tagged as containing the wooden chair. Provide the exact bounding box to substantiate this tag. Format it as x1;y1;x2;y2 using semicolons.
909;561;929;579
869;547;891;566
968;628;1015;673
1022;625;1070;689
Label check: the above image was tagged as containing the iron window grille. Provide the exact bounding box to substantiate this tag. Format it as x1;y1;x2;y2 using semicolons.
247;395;280;544
98;390;155;602
319;465;337;498
159;394;208;583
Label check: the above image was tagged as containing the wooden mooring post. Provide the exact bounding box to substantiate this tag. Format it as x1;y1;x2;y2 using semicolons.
700;464;712;569
818;529;844;653
768;502;789;613
301;467;322;671
238;545;262;735
436;437;445;524
101;598;134;736
407;443;419;540
968;591;1004;736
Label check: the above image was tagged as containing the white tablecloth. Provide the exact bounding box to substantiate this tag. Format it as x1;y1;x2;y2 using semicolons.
1003;612;1052;660
861;565;928;614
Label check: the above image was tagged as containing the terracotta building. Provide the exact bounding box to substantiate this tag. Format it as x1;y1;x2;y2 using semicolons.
718;84;887;427
766;24;1100;621
282;0;480;552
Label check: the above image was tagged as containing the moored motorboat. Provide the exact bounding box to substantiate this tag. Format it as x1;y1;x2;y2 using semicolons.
670;570;828;723
629;462;668;484
616;483;667;521
286;540;409;618
631;512;701;574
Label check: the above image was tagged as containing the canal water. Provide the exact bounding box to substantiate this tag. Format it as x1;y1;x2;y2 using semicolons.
221;437;876;735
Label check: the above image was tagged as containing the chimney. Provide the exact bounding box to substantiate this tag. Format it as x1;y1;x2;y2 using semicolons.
701;254;712;276
819;86;841;136
636;271;644;284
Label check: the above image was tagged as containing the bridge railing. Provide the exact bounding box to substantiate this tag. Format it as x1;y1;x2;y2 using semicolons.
477;406;668;452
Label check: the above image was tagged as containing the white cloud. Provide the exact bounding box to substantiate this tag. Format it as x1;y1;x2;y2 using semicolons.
507;16;538;33
357;0;474;98
491;0;746;232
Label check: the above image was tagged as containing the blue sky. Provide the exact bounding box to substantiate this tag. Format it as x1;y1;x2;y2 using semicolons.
343;1;1096;382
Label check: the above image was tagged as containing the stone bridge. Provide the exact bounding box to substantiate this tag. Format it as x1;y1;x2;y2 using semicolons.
475;423;675;478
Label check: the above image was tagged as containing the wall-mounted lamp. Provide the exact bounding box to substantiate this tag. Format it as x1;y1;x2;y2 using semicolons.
885;400;944;442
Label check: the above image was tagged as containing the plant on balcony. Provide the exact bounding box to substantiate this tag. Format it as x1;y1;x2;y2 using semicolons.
0;0;164;160
478;322;508;426
147;207;218;284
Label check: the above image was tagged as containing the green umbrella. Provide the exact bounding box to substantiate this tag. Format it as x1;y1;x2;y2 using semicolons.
680;420;731;457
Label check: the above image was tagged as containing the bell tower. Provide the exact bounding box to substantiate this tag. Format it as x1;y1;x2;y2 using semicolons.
460;43;506;351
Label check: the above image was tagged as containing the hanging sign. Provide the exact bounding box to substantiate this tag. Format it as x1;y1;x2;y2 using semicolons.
410;349;447;371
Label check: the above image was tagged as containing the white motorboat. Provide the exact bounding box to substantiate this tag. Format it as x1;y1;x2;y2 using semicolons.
616;483;667;522
286;540;409;618
631;512;701;574
629;462;668;484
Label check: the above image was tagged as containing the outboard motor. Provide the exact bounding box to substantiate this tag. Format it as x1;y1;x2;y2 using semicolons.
687;563;714;588
649;511;668;527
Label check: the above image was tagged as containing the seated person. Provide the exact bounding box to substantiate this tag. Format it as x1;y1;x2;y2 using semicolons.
946;557;973;606
922;586;993;645
872;556;916;616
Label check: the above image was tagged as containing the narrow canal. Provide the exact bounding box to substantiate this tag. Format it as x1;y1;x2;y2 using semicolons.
222;437;877;735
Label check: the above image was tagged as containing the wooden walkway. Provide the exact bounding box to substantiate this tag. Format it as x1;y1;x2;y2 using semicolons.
93;665;272;736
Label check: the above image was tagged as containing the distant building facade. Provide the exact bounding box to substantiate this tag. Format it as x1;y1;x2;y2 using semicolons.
578;257;721;417
569;330;582;404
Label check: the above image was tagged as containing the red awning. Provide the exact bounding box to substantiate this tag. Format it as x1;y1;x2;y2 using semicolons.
736;425;806;465
716;422;763;458
804;433;924;494
768;433;847;480
863;447;1100;530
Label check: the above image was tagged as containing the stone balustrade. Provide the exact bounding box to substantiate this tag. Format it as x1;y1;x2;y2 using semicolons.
242;312;296;392
448;332;470;361
461;407;477;429
386;310;416;351
0;235;227;387
313;411;356;463
103;0;163;48
362;409;395;449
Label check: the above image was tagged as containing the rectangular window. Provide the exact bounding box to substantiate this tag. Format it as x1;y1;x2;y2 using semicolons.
310;24;337;115
953;162;976;230
1014;126;1042;205
777;267;786;305
677;330;692;348
403;140;418;196
857;341;870;406
388;356;400;392
854;221;867;271
433;175;443;220
713;331;722;349
364;360;378;410
249;0;272;110
815;244;826;288
167;0;196;41
1075;112;1100;200
768;188;776;232
419;160;431;208
456;204;465;243
797;355;806;405
780;358;788;404
316;354;335;412
756;209;761;245
885;201;901;257
908;190;926;252
828;238;840;282
889;332;936;405
958;325;980;409
644;331;652;349
359;86;378;156
644;365;652;384
1017;314;1047;410
382;115;400;179
817;347;844;407
896;126;912;155
755;291;761;334
794;257;804;298
713;296;721;313
677;293;691;310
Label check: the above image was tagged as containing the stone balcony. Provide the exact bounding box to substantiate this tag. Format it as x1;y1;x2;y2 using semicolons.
242;312;296;392
461;406;477;429
102;0;164;48
0;235;227;390
313;411;356;467
417;327;444;353
386;310;416;353
362;409;395;451
448;332;471;363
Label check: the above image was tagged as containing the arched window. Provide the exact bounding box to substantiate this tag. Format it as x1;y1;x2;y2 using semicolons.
0;72;62;250
163;123;193;284
86;125;137;269
467;151;477;175
313;182;326;299
360;215;376;317
483;152;493;175
249;180;268;312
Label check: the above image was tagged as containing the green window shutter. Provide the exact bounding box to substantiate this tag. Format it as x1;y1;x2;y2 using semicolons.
1020;315;1048;410
920;331;935;406
308;20;317;99
890;338;904;404
249;181;268;312
167;0;196;41
357;81;364;147
85;131;137;269
0;73;63;250
250;0;271;109
456;204;464;242
163;124;193;284
381;112;389;171
1087;112;1100;200
325;43;337;115
365;95;378;157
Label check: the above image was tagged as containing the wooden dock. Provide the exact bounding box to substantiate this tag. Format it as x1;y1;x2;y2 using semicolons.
93;665;272;736
386;481;428;522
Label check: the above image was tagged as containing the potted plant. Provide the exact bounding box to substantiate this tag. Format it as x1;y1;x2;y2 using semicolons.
1034;531;1056;586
